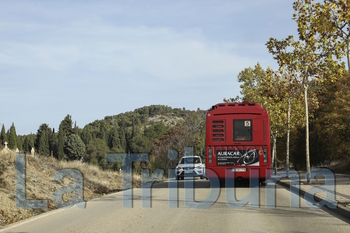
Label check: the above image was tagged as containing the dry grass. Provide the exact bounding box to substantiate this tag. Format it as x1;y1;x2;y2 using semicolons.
0;150;142;228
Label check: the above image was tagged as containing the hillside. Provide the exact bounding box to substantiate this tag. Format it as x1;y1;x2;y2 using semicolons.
0;150;145;228
0;105;206;228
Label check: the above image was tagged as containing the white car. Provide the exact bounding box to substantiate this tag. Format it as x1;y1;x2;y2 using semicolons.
175;156;205;180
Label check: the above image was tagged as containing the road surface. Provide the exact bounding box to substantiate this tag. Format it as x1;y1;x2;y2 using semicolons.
1;179;349;233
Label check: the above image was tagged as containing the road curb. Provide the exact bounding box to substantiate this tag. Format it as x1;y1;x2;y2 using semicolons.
278;180;350;221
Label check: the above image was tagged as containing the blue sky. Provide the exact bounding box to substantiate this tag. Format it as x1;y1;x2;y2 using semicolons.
0;0;297;135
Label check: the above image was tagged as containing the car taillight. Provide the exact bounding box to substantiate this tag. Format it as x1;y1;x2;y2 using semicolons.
263;148;268;163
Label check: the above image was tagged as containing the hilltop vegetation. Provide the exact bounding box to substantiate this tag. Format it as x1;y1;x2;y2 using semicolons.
1;105;206;175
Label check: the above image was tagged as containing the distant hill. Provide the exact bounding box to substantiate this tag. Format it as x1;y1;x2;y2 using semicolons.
14;105;206;171
86;105;204;130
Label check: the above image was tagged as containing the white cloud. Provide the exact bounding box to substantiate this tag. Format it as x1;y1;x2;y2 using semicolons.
0;21;258;82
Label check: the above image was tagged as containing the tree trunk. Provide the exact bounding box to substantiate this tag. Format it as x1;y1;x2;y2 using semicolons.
274;136;278;175
286;97;291;177
271;133;275;169
271;130;278;175
304;84;311;183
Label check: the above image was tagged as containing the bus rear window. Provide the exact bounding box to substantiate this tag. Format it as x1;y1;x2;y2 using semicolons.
233;120;252;141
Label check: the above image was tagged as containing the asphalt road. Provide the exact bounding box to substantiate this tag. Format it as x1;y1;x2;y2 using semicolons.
1;179;350;233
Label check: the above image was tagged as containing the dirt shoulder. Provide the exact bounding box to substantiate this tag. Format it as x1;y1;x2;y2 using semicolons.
0;151;143;228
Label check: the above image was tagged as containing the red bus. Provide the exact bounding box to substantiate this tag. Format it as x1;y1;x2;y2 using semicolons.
205;101;271;183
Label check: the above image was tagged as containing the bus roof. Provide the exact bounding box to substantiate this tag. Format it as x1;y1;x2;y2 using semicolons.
208;101;267;115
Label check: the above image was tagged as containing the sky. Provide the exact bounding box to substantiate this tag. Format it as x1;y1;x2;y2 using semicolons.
0;0;298;135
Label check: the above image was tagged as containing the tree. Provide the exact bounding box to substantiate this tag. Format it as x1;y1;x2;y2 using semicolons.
23;136;30;153
8;123;17;149
74;121;79;135
108;125;124;152
23;134;35;153
231;64;304;172
57;124;65;160
266;35;326;181
64;134;86;161
0;125;7;147
50;128;58;157
119;128;127;152
129;134;151;153
60;114;74;137
293;0;350;73
267;0;348;180
149;113;204;175
38;129;50;156
144;122;168;139
34;123;52;155
98;121;108;141
81;126;92;145
17;136;23;151
85;138;110;169
312;72;350;162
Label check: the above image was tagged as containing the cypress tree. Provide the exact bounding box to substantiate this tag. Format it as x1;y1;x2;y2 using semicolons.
23;136;32;153
119;128;127;152
29;134;34;149
34;124;51;154
74;121;79;135
64;134;85;161
8;123;17;149
50;128;58;158
108;126;122;151
81;126;92;145
38;130;50;156
61;114;74;137
0;124;7;147
57;124;65;160
17;136;23;151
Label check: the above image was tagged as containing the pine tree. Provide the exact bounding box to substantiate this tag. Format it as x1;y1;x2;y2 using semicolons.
8;123;17;149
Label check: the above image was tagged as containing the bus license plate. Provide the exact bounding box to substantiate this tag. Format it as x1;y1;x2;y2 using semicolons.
231;168;246;172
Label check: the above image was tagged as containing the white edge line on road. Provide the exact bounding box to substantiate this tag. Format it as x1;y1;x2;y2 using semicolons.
0;204;77;232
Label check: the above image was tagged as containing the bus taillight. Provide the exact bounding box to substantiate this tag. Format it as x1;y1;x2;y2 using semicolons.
263;148;268;163
208;148;213;164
